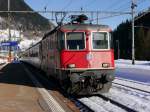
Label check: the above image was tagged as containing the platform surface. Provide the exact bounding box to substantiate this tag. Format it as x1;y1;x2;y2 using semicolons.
0;62;44;112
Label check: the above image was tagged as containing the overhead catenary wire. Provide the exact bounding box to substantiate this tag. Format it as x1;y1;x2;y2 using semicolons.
0;10;131;25
112;0;131;12
0;10;131;14
90;13;128;22
135;9;150;21
134;0;150;20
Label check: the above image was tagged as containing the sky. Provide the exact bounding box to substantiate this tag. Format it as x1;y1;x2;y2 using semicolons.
25;0;150;30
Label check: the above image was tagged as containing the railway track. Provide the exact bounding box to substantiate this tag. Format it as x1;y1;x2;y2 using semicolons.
78;93;137;112
115;77;150;86
97;94;137;112
70;97;94;112
95;94;137;112
113;77;150;94
113;82;150;94
78;78;150;112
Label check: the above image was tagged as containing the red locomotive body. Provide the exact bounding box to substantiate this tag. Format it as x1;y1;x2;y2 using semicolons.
21;20;115;94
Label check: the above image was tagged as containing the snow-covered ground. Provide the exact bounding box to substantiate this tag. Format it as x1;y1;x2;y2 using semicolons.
18;38;41;50
80;78;150;112
115;59;150;70
80;85;150;112
79;97;126;112
104;85;150;112
115;59;150;84
113;77;150;92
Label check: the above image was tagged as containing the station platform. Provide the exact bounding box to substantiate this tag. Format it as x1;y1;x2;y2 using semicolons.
0;62;45;112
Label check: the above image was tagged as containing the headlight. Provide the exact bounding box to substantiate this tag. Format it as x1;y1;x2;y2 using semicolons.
102;63;110;68
67;64;75;68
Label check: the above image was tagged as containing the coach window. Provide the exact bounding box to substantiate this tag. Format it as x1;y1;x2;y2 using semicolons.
92;32;109;49
66;32;85;50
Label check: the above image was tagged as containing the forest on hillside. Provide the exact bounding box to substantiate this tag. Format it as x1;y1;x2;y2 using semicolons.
113;9;150;60
0;0;52;31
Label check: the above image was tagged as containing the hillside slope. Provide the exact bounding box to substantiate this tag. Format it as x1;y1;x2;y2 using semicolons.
0;0;53;31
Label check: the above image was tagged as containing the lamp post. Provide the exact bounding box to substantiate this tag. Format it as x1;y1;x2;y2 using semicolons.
8;0;11;62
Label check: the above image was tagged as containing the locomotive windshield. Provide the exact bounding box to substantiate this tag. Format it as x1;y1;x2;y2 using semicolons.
92;32;109;49
66;32;85;50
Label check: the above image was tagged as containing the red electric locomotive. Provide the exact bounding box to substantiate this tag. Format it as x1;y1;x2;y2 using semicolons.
21;15;115;94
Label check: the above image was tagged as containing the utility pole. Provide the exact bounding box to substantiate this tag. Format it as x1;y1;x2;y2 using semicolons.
131;0;137;65
8;0;11;62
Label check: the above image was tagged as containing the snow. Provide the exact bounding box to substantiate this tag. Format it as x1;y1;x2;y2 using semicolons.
115;59;150;70
115;59;150;83
0;29;42;51
79;97;126;112
0;29;21;40
18;38;41;50
113;77;150;92
103;86;150;112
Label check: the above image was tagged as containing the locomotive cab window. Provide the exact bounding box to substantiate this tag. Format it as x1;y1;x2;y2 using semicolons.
92;32;109;49
66;32;85;50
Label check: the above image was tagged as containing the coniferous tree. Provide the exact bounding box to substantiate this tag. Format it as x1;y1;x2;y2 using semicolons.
135;27;145;60
145;30;150;60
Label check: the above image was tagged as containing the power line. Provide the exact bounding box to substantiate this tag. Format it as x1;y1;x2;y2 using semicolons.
0;10;131;25
112;0;131;11
90;13;127;21
135;9;150;21
0;10;131;14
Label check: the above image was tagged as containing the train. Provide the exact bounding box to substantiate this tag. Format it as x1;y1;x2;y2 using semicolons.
21;15;115;94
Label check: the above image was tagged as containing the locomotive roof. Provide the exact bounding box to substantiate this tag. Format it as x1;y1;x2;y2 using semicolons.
42;23;110;40
60;24;110;31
